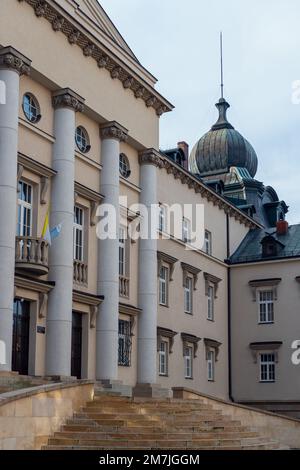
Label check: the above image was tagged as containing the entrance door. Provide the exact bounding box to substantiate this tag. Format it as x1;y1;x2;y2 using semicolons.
12;300;30;375
71;312;82;379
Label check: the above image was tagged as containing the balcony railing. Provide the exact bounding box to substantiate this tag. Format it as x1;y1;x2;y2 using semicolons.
73;260;88;286
119;275;130;298
15;236;49;276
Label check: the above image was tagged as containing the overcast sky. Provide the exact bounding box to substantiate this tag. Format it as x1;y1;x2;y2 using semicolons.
100;0;300;224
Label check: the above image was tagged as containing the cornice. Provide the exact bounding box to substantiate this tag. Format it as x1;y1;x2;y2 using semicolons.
18;152;57;178
100;121;128;142
74;181;103;203
159;155;261;230
73;290;103;306
0;46;31;76
52;88;85;112
14;275;54;293
17;0;173;116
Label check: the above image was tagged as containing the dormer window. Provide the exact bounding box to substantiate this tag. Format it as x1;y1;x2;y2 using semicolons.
261;235;284;258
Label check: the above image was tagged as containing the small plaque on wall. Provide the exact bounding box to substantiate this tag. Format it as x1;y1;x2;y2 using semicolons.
37;326;46;334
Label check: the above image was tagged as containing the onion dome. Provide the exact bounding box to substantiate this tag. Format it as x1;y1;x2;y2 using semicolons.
189;98;258;178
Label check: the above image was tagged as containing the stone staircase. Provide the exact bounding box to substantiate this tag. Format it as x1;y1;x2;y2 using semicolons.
43;394;280;450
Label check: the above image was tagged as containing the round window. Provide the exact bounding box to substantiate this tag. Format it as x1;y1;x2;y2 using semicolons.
22;93;41;123
119;153;131;178
75;126;90;153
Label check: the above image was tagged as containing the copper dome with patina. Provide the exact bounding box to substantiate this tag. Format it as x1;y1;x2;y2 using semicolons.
189;98;258;178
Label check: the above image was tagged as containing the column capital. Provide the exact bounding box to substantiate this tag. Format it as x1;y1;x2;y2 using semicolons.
0;46;31;76
139;148;163;168
100;121;128;142
52;88;85;112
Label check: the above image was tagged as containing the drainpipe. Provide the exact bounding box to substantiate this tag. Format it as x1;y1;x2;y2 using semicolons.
226;213;234;402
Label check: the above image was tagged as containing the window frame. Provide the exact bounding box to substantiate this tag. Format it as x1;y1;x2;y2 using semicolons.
17;181;33;237
75;126;90;154
182;217;191;244
184;346;193;379
158;340;168;376
119;153;131;179
260;353;275;382
119;226;126;277
207;350;215;381
184;275;193;314
73;205;85;262
22;93;41;124
258;290;274;324
159;265;168;306
204;230;212;255
207;285;214;321
118;319;132;367
159;204;166;233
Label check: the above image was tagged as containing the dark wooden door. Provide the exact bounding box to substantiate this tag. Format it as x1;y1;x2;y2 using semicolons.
71;312;82;379
12;300;30;375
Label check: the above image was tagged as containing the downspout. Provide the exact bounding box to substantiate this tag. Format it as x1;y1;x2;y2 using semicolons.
226;213;234;402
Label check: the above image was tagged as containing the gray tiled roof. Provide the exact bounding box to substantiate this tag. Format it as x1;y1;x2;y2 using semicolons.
229;224;300;263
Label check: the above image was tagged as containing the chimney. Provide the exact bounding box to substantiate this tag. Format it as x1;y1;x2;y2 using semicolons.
177;141;189;171
276;219;288;235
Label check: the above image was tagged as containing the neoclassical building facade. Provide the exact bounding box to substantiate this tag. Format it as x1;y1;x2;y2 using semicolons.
0;0;299;412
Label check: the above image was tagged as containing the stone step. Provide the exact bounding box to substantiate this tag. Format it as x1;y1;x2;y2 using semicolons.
56;430;259;441
48;437;248;447
44;443;277;450
76;411;223;421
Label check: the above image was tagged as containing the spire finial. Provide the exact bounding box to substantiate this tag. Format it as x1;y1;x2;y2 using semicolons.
220;31;224;99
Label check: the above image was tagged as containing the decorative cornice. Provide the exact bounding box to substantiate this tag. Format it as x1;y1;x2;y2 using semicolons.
14;275;54;294
52;88;85;112
249;341;283;363
73;290;103;306
18;0;173;116
100;121;128;142
119;303;142;317
181;333;201;358
204;272;222;298
139;148;164;168
18;152;57;178
204;338;222;361
74;182;103;203
159;155;260;230
157;327;177;353
248;278;281;301
181;262;201;290
0;46;31;76
157;251;178;281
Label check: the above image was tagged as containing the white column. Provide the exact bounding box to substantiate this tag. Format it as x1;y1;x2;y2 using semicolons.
46;88;84;377
0;47;31;371
137;149;161;385
96;122;128;381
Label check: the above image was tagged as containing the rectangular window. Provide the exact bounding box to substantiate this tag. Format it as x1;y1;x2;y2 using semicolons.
118;319;132;366
182;217;191;243
259;291;274;323
159;266;168;306
207;350;215;381
260;353;275;382
119;227;126;276
204;230;212;255
159;341;168;376
17;181;33;237
184;346;193;378
73;206;84;261
184;276;193;314
159;205;166;232
207;285;214;321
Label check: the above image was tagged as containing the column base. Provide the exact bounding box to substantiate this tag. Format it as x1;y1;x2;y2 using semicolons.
45;375;78;383
95;379;132;397
133;383;173;399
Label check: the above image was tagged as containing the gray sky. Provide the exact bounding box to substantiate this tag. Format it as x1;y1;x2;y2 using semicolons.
100;0;300;224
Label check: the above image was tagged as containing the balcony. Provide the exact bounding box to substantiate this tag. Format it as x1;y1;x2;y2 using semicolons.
73;260;88;286
119;275;130;298
15;236;49;276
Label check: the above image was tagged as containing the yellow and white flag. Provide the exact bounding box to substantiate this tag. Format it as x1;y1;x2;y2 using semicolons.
42;210;51;245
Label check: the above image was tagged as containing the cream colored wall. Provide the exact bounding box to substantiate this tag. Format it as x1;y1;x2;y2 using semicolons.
231;259;300;402
1;0;159;149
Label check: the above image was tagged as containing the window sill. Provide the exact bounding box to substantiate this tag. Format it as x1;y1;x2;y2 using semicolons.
185;377;193;380
259;380;275;383
159;374;169;377
208;379;215;382
159;303;169;308
118;364;131;368
207;318;215;322
184;311;193;315
258;322;274;325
